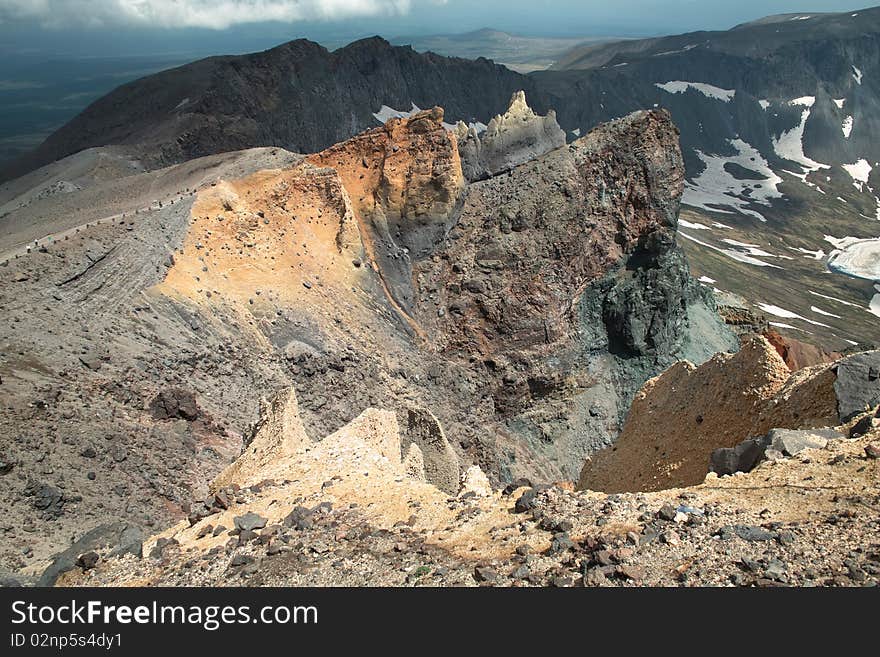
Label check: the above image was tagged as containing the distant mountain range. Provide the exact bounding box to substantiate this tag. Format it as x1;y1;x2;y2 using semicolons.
390;28;613;72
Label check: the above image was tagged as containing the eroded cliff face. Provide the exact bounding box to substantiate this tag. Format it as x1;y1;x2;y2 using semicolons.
160;101;734;482
411;109;736;476
0;95;741;575
306;107;465;313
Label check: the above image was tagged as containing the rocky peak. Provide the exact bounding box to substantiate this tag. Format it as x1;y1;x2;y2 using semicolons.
455;90;566;181
307;106;465;313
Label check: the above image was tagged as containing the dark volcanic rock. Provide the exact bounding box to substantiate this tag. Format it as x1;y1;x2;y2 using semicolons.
38;523;143;586
28;482;65;519
149;387;200;421
2;37;537;181
835;351;880;422
711;435;772;476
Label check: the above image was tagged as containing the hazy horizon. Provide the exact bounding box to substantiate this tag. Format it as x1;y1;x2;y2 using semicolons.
0;1;871;58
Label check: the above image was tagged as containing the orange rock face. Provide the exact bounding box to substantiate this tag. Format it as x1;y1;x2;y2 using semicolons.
763;328;840;372
160;107;465;336
577;335;839;493
308;107;464;238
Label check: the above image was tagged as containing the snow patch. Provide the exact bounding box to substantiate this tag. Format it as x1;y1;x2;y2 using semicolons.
757;303;831;327
720;238;792;259
655;81;735;102
809;290;860;308
571;128;581;137
792;247;826;260
682;138;782;221
698;276;716;284
826;235;880;282
772;96;829;174
841;159;872;192
810;305;841;318
842;115;853;139
833;98;845;109
678;219;711;230
758;99;770;110
769;322;811;334
372;102;487;134
679;231;782;268
653;44;698;57
852;65;863;85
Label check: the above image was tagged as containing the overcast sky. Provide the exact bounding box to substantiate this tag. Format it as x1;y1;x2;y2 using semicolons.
0;1;870;56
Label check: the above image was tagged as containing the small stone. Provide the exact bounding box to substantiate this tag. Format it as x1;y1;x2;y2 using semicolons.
616;565;645;581
764;559;787;581
76;551;99;570
230;554;254;567
582;569;607;587
473;566;497;583
283;506;314;530
510;564;530;579
547;532;575;554
514;489;537;513
657;504;676;521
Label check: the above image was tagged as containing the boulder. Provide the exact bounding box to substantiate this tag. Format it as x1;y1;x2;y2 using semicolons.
834;351;880;422
459;465;492;497
768;428;840;456
710;435;771;476
233;512;268;532
849;408;880;438
149;387;199;421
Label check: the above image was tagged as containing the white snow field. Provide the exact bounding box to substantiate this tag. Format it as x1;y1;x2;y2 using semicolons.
682;138;782;221
841;159;872;192
678;231;782;268
852;65;863;85
772;96;829;175
757;302;831;327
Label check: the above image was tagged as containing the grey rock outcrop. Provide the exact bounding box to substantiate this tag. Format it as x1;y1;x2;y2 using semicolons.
834;351;880;422
455;91;566;181
38;522;143;586
711;427;843;476
768;428;839;456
